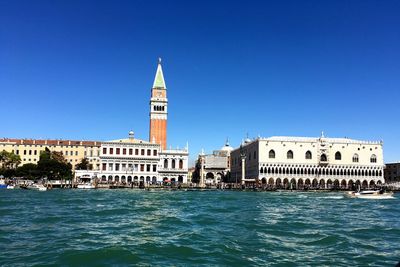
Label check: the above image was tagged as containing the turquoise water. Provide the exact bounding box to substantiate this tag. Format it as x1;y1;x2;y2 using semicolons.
0;190;399;266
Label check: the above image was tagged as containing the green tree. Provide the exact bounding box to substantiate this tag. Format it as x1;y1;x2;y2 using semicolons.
37;148;72;180
0;150;21;169
75;158;92;170
16;163;39;180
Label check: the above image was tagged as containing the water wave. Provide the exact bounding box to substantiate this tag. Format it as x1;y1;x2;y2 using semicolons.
0;190;399;266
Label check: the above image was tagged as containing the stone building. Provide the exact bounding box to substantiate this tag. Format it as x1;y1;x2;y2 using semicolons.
384;162;400;183
0;138;101;170
194;140;233;185
229;133;384;189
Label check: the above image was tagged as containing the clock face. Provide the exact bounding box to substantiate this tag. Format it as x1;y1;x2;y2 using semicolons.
157;92;162;97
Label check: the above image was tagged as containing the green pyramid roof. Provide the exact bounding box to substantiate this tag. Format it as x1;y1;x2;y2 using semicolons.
152;58;166;89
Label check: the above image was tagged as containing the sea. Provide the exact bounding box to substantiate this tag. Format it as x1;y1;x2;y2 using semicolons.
0;189;399;266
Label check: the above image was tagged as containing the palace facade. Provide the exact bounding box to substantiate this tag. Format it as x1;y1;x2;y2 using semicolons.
230;134;384;189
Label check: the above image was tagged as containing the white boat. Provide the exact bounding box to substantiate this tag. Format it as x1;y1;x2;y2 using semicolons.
76;173;96;189
347;190;394;199
6;185;18;189
26;184;48;191
77;183;96;189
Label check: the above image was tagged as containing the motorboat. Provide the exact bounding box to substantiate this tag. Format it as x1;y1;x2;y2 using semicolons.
347;190;394;199
26;183;48;191
7;184;19;189
77;183;96;189
76;173;97;189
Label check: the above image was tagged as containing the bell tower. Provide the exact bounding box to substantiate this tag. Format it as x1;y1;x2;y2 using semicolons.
149;58;168;150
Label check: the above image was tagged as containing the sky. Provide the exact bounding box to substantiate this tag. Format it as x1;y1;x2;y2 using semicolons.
1;0;399;165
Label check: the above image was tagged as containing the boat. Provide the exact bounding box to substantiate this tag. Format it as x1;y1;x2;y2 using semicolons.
26;183;48;191
76;174;96;189
77;183;96;189
347;190;394;199
7;184;19;189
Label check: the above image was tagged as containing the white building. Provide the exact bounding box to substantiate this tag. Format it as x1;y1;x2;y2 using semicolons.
95;131;188;184
230;133;384;189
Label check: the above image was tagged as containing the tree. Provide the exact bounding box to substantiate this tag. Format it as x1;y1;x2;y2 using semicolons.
16;163;39;180
223;171;231;183
191;160;201;183
0;150;21;169
75;158;92;170
37;148;72;180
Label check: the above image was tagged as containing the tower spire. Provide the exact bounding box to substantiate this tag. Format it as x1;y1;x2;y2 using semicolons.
153;57;166;89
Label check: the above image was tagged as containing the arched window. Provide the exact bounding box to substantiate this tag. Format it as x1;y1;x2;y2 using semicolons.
305;151;312;159
164;159;168;169
179;159;183;169
352;154;359;163
320;154;327;162
335;152;341;160
269;150;275;159
172;159;176;169
370;154;377;163
287;150;293;159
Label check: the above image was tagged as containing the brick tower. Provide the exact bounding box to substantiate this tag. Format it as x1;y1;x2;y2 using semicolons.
149;58;168;150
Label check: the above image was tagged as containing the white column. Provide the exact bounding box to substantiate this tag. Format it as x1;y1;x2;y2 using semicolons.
241;156;246;185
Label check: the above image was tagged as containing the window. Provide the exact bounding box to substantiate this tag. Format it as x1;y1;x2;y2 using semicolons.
102;163;106;171
115;164;120;171
320;154;327;161
352;154;359;163
172;159;176;169
305;151;312;159
110;148;113;155
140;164;144;172
141;149;145;156
24;150;27;155
123;148;126;155
153;150;157;156
75;151;78;156
29;150;32;155
335;152;341;160
153;165;157;172
108;163;113;171
116;148;120;155
269;150;275;159
370;154;377;163
147;149;151;156
287;150;293;159
135;149;138;155
129;149;133;155
164;159;168;169
179;159;183;169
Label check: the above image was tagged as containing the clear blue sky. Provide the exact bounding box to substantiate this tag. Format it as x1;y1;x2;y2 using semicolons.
1;0;399;165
